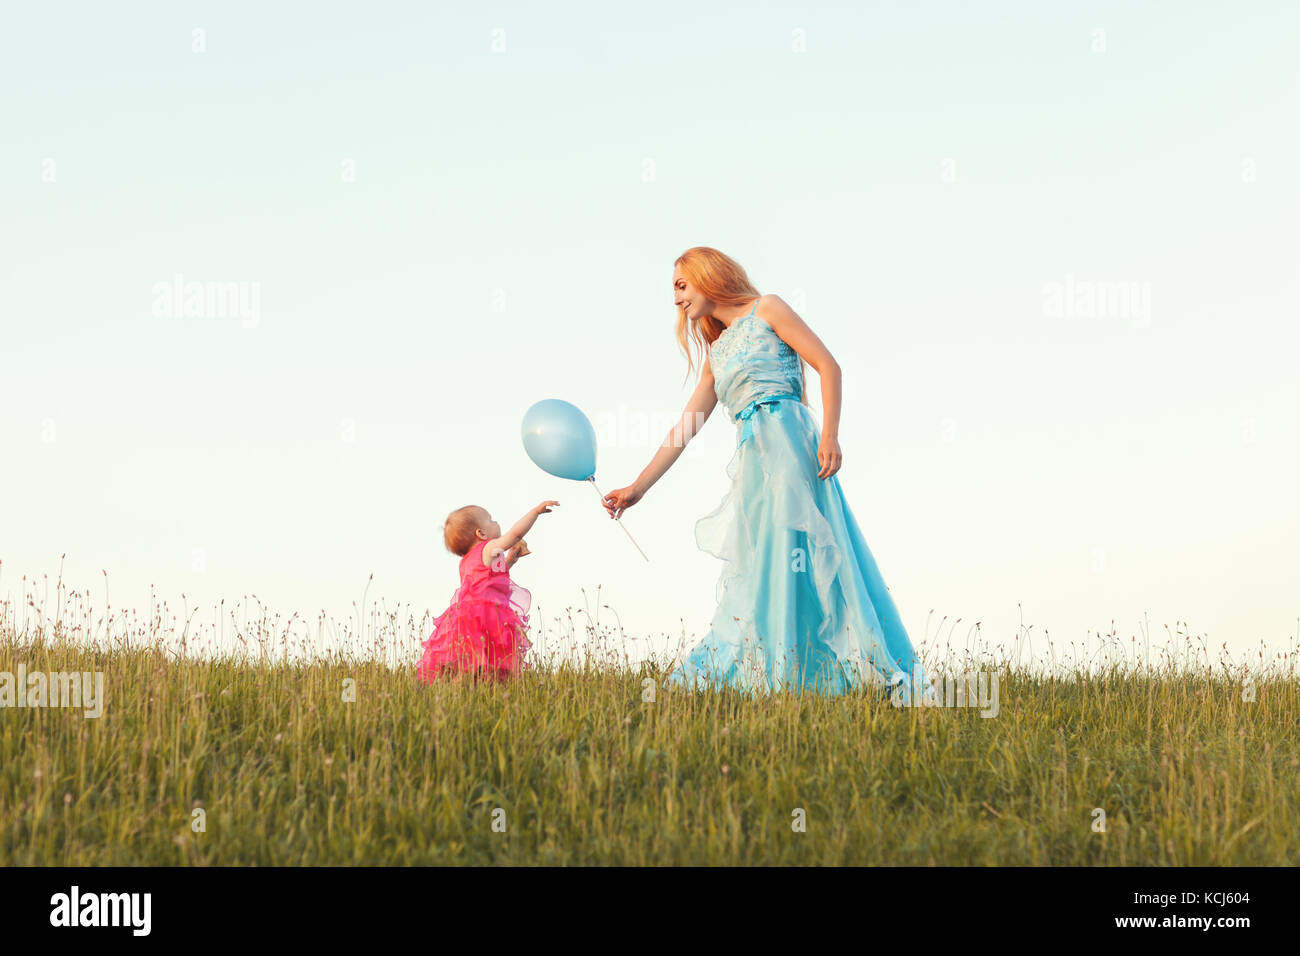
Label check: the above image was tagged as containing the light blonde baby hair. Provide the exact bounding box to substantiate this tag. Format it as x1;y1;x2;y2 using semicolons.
443;505;484;556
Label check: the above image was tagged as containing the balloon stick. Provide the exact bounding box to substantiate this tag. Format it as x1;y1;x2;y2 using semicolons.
586;477;649;562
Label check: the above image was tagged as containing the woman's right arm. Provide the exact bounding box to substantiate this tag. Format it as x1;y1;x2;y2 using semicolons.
602;358;718;519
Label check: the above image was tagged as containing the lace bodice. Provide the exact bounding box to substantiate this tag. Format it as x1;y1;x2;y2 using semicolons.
709;310;804;421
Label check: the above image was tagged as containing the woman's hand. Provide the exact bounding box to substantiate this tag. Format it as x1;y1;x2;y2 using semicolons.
602;484;643;519
514;539;531;558
817;433;842;479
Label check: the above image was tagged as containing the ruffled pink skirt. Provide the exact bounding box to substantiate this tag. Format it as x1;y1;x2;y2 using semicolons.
417;597;531;682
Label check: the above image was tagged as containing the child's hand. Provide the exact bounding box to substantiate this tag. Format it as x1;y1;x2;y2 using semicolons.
514;539;531;559
534;500;560;516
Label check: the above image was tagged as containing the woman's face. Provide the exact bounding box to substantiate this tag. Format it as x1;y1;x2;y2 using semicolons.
672;267;707;322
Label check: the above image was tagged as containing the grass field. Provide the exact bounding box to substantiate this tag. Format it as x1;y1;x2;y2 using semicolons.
2;590;1297;865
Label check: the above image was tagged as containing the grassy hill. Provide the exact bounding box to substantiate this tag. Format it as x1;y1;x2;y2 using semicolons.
2;622;1296;865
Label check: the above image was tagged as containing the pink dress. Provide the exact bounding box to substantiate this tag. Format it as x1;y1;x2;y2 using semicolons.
417;539;532;681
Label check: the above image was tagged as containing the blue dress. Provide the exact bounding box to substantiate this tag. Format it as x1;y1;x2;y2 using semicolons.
667;301;931;698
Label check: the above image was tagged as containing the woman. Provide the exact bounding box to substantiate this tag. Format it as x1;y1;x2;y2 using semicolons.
602;247;931;700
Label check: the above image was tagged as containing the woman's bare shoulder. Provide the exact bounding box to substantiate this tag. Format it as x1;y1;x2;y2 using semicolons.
753;293;806;334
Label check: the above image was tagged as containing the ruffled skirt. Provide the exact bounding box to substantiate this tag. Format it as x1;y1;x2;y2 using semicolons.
668;398;929;697
417;594;531;682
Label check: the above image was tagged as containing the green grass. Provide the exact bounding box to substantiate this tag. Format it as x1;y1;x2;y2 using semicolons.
2;616;1297;865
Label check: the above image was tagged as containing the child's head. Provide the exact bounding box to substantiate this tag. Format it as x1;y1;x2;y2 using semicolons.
443;505;502;556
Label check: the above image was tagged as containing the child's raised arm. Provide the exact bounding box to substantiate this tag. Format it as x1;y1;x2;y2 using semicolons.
483;500;558;567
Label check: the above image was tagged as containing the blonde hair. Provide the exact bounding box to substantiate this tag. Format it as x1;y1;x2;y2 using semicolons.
443;505;484;556
673;246;808;405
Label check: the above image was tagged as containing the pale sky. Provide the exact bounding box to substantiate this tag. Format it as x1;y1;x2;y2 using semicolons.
2;1;1297;671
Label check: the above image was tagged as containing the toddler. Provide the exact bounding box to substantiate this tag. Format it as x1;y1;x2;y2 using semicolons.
417;500;558;682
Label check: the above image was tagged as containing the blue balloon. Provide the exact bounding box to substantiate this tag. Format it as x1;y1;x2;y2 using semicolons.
521;399;597;481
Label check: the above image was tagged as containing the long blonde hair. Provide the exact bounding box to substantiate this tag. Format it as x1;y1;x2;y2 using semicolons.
673;246;808;404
